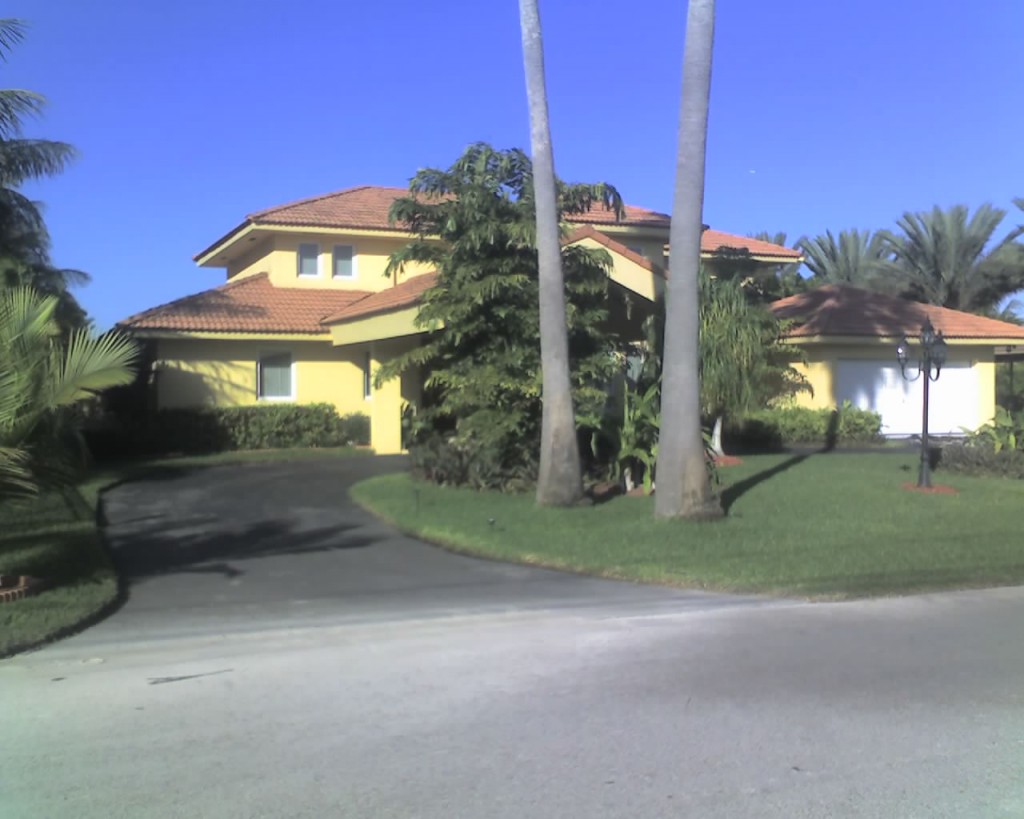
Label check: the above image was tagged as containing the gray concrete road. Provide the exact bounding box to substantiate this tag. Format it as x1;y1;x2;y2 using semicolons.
3;457;1024;817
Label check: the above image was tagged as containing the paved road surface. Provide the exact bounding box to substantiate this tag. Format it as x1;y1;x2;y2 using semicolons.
3;457;1023;817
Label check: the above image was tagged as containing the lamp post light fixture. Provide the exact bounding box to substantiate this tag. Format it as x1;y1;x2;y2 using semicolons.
896;318;948;488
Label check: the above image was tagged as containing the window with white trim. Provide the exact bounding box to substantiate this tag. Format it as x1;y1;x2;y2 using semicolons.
333;245;355;279
258;353;293;399
297;243;320;277
363;351;372;399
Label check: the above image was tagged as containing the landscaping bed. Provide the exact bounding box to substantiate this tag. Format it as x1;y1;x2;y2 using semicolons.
351;452;1024;600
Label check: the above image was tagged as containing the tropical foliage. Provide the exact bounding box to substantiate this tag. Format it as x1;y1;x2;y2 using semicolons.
377;143;624;489
882;203;1024;313
0;18;85;334
697;270;806;454
0;287;137;497
799;228;895;292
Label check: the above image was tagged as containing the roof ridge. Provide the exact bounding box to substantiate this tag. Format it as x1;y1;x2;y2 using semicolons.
248;185;408;220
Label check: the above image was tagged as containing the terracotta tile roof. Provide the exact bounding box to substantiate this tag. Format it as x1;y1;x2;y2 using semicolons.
118;273;372;335
323;272;439;324
770;285;1024;340
248;185;412;230
564;202;671;227
198;185;799;263
701;229;803;260
563;225;665;274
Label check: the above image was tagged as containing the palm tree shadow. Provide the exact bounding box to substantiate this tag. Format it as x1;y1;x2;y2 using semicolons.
720;453;812;513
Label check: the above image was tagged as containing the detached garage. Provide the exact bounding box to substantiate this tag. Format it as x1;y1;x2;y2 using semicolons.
770;285;1024;437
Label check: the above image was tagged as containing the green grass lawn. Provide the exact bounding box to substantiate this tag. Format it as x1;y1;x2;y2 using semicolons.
0;483;118;657
351;452;1024;599
0;445;369;657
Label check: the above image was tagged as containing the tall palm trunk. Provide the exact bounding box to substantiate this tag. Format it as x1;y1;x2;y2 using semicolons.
519;0;583;506
655;0;722;520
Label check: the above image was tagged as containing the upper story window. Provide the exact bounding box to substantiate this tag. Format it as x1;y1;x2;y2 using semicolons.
257;353;293;400
627;244;646;258
333;245;355;279
297;243;320;277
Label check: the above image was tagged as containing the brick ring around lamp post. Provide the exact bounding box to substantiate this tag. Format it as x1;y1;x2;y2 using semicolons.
897;318;948;489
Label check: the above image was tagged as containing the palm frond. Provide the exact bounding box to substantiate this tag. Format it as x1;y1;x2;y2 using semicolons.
0;138;76;186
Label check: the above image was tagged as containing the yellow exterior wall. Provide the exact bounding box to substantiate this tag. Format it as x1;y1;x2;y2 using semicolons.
153;336;425;454
786;341;996;416
224;230;434;292
153;338;372;420
366;337;421;455
568;235;663;301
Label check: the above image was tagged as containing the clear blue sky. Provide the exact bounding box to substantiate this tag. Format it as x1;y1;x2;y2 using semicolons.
12;0;1024;329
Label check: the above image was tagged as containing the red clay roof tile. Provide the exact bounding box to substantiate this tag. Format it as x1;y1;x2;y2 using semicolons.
118;273;372;335
770;285;1024;340
323;273;439;324
198;185;799;261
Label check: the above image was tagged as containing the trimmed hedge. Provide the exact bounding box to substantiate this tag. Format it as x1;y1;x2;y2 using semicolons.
85;404;370;460
938;441;1024;479
725;405;883;451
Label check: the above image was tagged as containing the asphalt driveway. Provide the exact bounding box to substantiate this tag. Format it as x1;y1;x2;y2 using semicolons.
7;455;1024;817
79;455;773;647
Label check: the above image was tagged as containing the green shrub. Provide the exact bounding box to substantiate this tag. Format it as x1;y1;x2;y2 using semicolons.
85;404;369;460
338;412;371;447
961;407;1024;453
725;403;883;451
409;433;537;493
938;441;1024;479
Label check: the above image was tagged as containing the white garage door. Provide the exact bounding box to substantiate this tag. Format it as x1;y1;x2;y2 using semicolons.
834;360;981;437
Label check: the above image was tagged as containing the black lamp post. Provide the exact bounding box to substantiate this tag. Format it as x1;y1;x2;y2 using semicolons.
896;318;948;488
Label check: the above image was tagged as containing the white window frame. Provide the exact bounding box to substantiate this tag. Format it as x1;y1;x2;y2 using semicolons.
332;244;357;280
297;243;321;278
257;352;295;401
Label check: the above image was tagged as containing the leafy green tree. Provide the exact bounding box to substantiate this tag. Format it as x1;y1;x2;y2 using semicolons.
747;231;808;301
0;287;137;497
883;204;1024;313
698;270;805;455
0;19;85;332
378;144;623;487
655;0;722;520
519;0;583;506
799;228;896;291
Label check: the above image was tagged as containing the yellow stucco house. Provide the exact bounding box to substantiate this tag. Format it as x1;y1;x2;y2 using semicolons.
770;285;1024;436
119;185;801;453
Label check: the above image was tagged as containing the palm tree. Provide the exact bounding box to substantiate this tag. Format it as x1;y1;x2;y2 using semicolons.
883;204;1024;313
0;287;137;498
655;0;722;520
0;19;83;331
799;229;896;291
518;0;583;507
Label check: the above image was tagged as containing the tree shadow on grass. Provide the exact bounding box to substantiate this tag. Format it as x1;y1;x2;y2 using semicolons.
720;453;813;514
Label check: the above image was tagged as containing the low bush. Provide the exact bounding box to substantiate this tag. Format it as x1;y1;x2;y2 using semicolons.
85;404;370;460
937;441;1024;479
725;403;883;451
409;433;537;493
